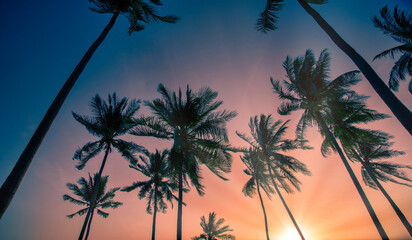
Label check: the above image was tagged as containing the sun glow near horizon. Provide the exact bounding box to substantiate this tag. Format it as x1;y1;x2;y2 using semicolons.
278;228;303;240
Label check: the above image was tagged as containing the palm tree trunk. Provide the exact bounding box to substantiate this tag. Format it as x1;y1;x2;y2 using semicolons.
176;168;183;240
256;184;270;240
84;209;94;240
78;145;111;240
267;165;305;240
350;149;412;237
296;0;412;135
313;111;388;239
0;12;119;220
152;191;158;240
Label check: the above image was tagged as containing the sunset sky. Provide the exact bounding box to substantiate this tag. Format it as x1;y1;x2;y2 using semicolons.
1;0;412;239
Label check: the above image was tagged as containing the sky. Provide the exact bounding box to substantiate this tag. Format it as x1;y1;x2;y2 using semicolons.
0;0;412;239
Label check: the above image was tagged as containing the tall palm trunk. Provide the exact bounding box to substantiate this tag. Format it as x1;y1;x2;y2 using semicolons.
313;111;388;239
79;145;111;240
256;183;270;240
0;12;120;220
152;191;158;240
177;168;183;240
267;165;305;240
84;209;95;240
296;0;412;135
350;149;412;237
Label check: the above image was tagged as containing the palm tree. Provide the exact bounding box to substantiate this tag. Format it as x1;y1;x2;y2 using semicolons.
122;149;178;240
256;0;412;134
373;5;412;94
131;83;237;240
73;93;144;240
0;0;178;219
271;49;389;239
63;173;122;240
318;94;412;237
348;139;412;237
191;212;235;240
241;149;274;240
237;114;310;240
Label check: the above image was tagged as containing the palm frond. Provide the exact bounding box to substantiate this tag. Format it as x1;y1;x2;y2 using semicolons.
256;0;284;33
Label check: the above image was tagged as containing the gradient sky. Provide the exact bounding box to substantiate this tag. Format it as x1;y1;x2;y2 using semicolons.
1;0;412;239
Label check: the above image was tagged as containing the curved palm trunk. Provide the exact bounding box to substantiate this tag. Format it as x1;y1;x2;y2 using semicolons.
84;209;94;240
313;111;388;239
152;191;158;240
350;150;412;237
78;145;111;240
256;183;270;240
297;0;412;135
177;169;183;240
267;165;305;240
0;12;120;220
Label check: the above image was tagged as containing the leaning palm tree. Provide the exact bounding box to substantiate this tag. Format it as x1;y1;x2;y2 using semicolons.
373;5;412;94
256;0;412;134
271;49;389;239
237;114;310;240
349;140;412;236
73;93;144;240
318;94;412;237
132;83;237;240
122;149;178;240
63;173;122;240
191;212;235;240
0;0;178;219
241;149;274;240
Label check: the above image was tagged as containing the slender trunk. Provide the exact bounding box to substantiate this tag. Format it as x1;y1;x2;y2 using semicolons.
152;191;158;240
256;183;270;240
351;149;412;237
84;209;94;240
313;111;388;239
78;145;111;240
176;169;183;240
267;165;305;240
296;0;412;135
0;12;119;220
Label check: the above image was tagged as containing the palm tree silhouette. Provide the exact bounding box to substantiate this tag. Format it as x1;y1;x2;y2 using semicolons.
192;212;235;240
256;0;412;134
271;49;389;239
132;83;237;240
373;5;412;94
122;149;179;240
237;115;310;240
318;93;412;237
0;0;178;219
63;173;122;240
241;149;274;240
73;93;144;240
349;138;412;237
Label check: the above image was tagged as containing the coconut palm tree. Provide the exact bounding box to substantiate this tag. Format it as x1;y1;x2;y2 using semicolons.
256;0;412;134
318;93;412;237
73;93;144;240
373;5;412;94
191;212;235;240
122;149;178;240
237;114;310;240
131;83;237;240
271;48;389;239
0;0;179;219
63;173;122;240
241;149;274;240
349;139;412;237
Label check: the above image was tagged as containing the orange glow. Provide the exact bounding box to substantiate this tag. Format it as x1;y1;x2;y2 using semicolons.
279;228;302;240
